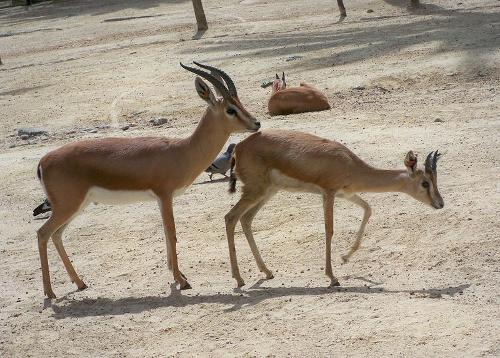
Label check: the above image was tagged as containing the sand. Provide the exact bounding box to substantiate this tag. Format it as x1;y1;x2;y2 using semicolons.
0;0;499;356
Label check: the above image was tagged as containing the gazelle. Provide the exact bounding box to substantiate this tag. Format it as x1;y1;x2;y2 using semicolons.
224;129;443;287
35;62;260;298
268;72;331;116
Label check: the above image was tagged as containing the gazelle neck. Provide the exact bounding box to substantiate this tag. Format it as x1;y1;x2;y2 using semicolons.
181;108;230;176
351;166;411;194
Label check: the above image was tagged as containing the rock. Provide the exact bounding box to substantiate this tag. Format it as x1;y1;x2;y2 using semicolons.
96;124;110;130
353;86;366;91
367;9;374;13
17;128;48;137
20;134;30;140
8;143;16;148
261;80;274;88
121;125;130;131
132;110;147;116
149;117;168;126
286;55;303;62
434;118;444;123
88;129;98;133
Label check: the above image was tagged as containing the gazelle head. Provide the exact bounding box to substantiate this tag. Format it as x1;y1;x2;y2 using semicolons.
180;62;261;133
404;150;444;209
272;72;287;94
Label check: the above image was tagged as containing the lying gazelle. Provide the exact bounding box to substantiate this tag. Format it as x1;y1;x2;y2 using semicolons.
268;72;331;116
35;62;260;298
225;129;444;287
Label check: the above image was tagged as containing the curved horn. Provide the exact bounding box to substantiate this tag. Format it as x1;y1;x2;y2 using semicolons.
424;151;434;174
192;61;238;98
180;62;231;99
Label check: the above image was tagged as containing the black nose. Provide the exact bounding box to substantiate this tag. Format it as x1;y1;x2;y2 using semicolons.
255;121;261;128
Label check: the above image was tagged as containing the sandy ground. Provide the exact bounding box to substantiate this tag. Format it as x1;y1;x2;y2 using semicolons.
1;0;499;356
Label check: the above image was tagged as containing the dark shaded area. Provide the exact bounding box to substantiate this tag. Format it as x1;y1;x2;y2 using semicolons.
0;84;49;96
189;5;500;72
102;14;165;23
0;26;62;37
48;282;471;318
0;0;188;25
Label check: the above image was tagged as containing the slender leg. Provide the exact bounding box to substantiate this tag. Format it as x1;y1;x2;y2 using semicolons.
337;0;347;18
323;192;340;286
240;191;276;279
225;191;264;287
158;196;190;290
37;207;81;298
52;224;87;290
340;194;372;263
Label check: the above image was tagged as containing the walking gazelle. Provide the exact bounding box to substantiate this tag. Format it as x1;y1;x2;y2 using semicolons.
36;62;260;298
225;130;443;287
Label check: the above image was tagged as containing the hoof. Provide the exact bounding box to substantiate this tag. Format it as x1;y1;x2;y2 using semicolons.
264;271;274;280
329;279;341;287
236;279;245;287
77;282;88;291
179;281;191;290
45;291;56;299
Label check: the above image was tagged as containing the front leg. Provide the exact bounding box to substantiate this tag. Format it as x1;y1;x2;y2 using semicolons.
158;195;190;290
340;194;372;263
323;192;340;286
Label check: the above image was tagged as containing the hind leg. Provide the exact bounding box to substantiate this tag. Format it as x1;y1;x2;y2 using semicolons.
52;223;87;291
38;212;79;298
240;190;276;279
37;191;87;298
225;188;266;287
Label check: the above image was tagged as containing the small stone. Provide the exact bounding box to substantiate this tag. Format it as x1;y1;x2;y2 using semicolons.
353;86;365;91
121;125;130;131
17;128;48;137
367;9;374;13
434;118;444;122
88;129;98;133
8;143;16;148
20;134;29;140
150;117;169;126
286;55;303;62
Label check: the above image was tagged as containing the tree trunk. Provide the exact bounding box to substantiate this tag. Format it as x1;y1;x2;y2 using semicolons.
191;0;208;31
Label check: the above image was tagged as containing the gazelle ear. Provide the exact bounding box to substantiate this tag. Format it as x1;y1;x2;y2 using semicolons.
195;77;217;106
404;151;418;177
281;72;287;88
275;73;279;79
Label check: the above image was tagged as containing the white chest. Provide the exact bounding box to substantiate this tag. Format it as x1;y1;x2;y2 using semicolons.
269;170;323;194
86;186;189;205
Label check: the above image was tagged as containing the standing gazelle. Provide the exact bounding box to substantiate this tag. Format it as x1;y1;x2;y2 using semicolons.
225;130;443;287
36;62;260;298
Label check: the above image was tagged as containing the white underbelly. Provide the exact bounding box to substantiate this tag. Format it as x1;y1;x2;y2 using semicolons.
269;170;323;194
86;186;188;205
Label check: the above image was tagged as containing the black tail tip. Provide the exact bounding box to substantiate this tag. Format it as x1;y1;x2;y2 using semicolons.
229;178;236;193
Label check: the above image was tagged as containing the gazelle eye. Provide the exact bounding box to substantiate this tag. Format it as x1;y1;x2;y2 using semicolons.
422;181;430;189
226;108;237;116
